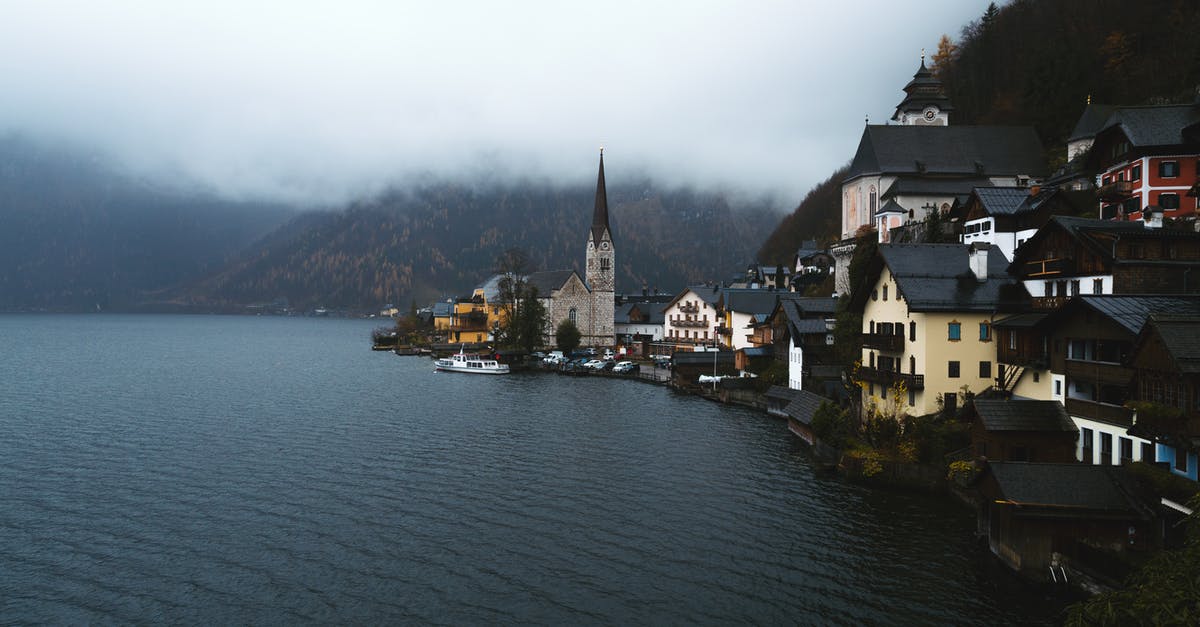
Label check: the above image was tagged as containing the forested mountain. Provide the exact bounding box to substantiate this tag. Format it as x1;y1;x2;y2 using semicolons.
181;182;777;311
0;136;293;311
0;135;777;312
757;0;1200;264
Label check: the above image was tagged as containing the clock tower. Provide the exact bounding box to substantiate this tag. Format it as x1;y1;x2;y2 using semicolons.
891;55;953;126
584;149;615;345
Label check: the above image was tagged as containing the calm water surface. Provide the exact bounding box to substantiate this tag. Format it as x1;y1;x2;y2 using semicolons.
0;315;1063;624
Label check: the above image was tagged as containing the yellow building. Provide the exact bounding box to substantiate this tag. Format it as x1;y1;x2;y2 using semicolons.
851;243;1023;418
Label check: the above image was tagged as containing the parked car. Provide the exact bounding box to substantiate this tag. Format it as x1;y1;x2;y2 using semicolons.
584;347;598;356
601;360;616;371
613;361;639;374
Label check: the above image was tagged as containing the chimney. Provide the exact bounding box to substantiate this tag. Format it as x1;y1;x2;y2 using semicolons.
1144;207;1164;229
969;242;989;282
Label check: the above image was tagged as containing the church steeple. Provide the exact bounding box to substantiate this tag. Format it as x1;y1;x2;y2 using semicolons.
891;56;953;126
591;148;610;246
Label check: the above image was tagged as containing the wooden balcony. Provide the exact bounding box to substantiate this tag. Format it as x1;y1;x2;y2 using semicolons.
997;349;1048;369
1064;360;1132;387
861;332;904;352
1097;180;1134;201
670;319;709;328
1031;296;1068;311
678;303;700;313
857;367;925;390
1065;397;1133;427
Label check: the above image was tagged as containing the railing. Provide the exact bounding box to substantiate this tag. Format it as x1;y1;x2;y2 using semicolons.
678;303;700;313
716;326;731;335
669;319;709;328
857;367;925;390
1097;180;1134;201
861;332;904;351
998;350;1048;369
1031;296;1069;310
1065;397;1133;426
1064;360;1132;387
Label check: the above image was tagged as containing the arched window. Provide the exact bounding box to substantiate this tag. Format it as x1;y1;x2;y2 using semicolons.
910;355;916;374
869;186;877;214
569;308;577;324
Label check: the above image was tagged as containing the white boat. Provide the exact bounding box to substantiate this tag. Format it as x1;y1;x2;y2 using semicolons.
434;347;510;374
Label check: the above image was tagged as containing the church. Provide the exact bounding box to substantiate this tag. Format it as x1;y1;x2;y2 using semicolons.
524;150;616;347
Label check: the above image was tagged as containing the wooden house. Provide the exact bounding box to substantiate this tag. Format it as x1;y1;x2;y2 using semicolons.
1127;314;1200;481
965;399;1078;463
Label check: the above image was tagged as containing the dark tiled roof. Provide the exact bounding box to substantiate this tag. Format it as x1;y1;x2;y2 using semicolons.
992;312;1048;329
722;289;783;316
431;301;452;316
791;318;829;335
1144;315;1200;374
877;243;1023;311
972;186;1059;218
779;294;839;315
527;270;580;296
672;351;735;366
765;386;828;426
973;399;1076;432
875;198;906;217
846;125;1045;181
893;60;954;116
1068;104;1117;142
1097;104;1200;147
988;462;1144;514
741;346;771;357
882;176;993;200
1076;295;1200;335
591;151;610;246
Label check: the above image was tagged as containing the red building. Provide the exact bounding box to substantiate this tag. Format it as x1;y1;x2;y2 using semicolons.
1090;103;1200;222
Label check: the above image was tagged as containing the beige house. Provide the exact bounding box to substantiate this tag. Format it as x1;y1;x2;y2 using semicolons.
850;242;1027;418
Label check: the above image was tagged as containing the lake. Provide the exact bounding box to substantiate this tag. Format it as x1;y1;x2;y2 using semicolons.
0;314;1064;623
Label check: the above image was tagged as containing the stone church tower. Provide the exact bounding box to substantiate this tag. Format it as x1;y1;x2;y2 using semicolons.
584;149;615;345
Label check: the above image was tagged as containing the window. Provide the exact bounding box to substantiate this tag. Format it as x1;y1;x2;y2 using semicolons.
1175;447;1188;472
909;321;916;342
1044;281;1053;297
1081;427;1094;462
909;355;916;374
1159;193;1180;210
979;361;991;378
600;257;611;270
1101;433;1113;464
948;361;960;378
1141;442;1154;463
1131;164;1141;181
1123;196;1140;215
872;289;878;301
908;387;915;406
1055;379;1063;396
979;323;990;341
882;285;888;301
870;320;876;334
1008;331;1017;350
1033;372;1040;382
1160;161;1180;178
1120;437;1133;463
948;322;961;341
1093;278;1104;294
1070;280;1080;296
569;308;577;323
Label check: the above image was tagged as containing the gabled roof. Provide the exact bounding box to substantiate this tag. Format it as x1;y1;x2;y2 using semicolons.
721;288;782;316
1067;295;1200;335
882;176;993;200
765;386;828;426
780;295;839;315
1068;103;1117;142
1008;215;1151;269
793;239;823;259
663;285;721;312
616;302;664;325
854;243;1024;312
846;125;1045;182
1095;104;1200;148
1135;314;1200;374
972;399;1076;432
431;301;453;316
875;198;906;217
527;270;582;297
986;462;1147;516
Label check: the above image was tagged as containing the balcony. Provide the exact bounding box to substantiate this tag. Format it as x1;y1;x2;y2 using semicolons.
716;325;731;336
857;367;925;390
1030;296;1069;310
997;349;1048;369
861;332;904;352
678;303;700;314
1064;360;1132;387
670;318;709;328
1020;257;1075;279
1065;397;1133;427
1097;180;1134;201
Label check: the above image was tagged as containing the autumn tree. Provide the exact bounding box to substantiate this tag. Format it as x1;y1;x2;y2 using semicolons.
494;248;548;352
930;34;957;78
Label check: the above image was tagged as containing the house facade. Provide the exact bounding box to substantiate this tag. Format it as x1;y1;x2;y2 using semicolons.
852;243;1023;418
1090;103;1200;221
662;286;721;348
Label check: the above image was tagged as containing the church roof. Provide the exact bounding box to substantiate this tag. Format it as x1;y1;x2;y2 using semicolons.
846;125;1046;182
526;270;582;297
881;176;993;200
1067;103;1117;142
591;150;611;246
893;59;954;117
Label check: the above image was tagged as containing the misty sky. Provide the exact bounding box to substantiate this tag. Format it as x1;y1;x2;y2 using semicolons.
1;1;995;207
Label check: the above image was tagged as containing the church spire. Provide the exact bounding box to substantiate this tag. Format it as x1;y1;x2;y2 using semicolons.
591;148;610;246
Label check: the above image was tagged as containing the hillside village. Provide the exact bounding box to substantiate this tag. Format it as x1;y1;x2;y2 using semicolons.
394;56;1200;601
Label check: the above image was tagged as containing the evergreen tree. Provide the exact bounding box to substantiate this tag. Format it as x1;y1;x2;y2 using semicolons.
556;319;582;355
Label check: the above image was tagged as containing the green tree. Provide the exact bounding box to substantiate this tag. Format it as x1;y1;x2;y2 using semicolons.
556;319;582;355
493;248;548;352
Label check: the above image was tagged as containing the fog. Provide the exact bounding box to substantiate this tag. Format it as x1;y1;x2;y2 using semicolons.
0;1;994;207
